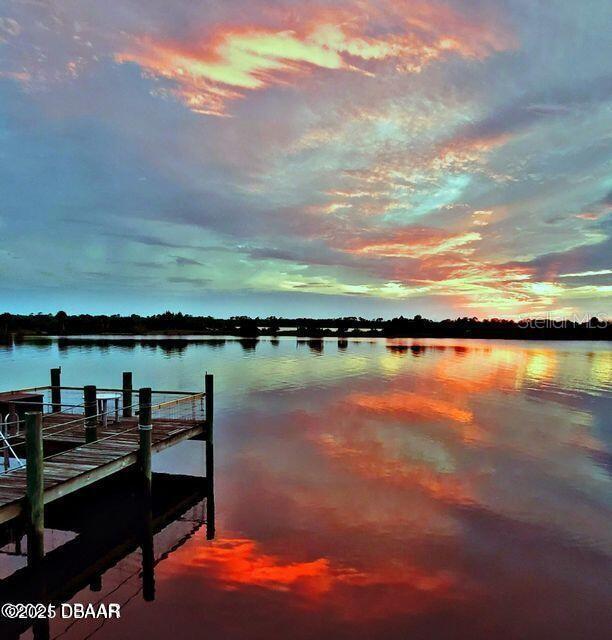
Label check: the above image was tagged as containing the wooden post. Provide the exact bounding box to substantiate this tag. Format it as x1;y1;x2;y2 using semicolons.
122;371;133;418
204;374;215;540
50;368;61;412
84;385;97;443
26;412;44;567
138;387;152;497
205;373;214;432
138;386;155;597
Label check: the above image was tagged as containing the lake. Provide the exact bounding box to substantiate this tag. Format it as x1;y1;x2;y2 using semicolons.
1;337;611;639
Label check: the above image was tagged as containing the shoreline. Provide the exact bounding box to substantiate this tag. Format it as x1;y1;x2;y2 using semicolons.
6;332;611;342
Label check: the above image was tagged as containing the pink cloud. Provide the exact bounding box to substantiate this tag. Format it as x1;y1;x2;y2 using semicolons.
340;227;482;258
115;1;513;115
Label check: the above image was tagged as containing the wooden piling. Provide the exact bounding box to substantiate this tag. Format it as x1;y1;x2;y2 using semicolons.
50;368;61;412
136;387;155;599
204;374;215;540
205;374;214;428
84;385;97;443
138;387;152;497
25;412;44;566
122;372;133;418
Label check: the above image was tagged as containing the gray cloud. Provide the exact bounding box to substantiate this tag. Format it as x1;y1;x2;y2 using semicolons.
173;256;204;266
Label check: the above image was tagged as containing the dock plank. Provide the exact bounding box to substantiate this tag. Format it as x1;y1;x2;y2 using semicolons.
0;414;206;521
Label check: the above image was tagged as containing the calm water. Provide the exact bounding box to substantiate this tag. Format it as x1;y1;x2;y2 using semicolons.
1;337;611;639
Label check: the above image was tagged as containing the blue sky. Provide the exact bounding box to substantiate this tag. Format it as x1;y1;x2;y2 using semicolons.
0;0;610;318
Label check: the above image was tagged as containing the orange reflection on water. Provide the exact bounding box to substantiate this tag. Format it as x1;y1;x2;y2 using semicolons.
163;535;460;620
347;385;487;445
313;431;472;504
350;390;473;423
189;537;333;596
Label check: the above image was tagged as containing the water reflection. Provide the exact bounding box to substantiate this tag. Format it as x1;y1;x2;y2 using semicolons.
0;469;213;639
0;338;610;638
203;339;611;639
238;338;259;352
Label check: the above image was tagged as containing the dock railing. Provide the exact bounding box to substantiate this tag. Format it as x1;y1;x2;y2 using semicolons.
0;370;213;473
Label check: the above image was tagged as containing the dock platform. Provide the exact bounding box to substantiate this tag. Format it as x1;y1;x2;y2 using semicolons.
0;371;214;534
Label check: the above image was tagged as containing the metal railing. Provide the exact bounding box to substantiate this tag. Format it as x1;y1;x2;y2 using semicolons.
0;387;208;474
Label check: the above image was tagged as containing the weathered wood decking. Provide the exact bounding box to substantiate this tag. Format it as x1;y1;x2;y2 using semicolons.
0;414;207;525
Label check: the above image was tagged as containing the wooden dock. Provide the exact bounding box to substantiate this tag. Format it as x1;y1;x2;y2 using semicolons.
0;370;214;553
0;415;208;524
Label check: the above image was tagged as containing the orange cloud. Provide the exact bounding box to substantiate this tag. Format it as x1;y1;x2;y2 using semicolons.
343;227;482;258
115;2;512;115
436;131;514;162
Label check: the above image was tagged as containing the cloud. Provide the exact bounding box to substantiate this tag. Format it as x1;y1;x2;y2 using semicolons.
167;275;211;285
559;269;612;278
114;0;511;115
174;255;204;266
343;228;482;258
0;17;20;41
445;73;612;151
507;219;611;283
0;0;610;317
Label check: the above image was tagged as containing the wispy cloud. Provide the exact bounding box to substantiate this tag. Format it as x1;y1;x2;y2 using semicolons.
115;1;512;115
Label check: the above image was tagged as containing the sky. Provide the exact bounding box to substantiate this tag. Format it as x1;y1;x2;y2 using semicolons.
0;0;610;319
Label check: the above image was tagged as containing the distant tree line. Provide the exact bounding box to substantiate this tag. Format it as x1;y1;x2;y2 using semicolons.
0;311;610;340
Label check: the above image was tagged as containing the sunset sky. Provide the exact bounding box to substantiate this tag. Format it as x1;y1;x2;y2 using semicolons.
0;0;610;318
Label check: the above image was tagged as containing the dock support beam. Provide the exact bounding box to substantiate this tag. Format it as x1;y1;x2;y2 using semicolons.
84;385;97;443
138;386;155;600
122;372;133;418
26;412;44;567
205;374;214;433
50;367;61;412
138;387;152;496
205;373;215;540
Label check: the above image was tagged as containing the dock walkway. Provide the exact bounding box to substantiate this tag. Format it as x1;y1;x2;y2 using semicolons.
0;372;213;529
